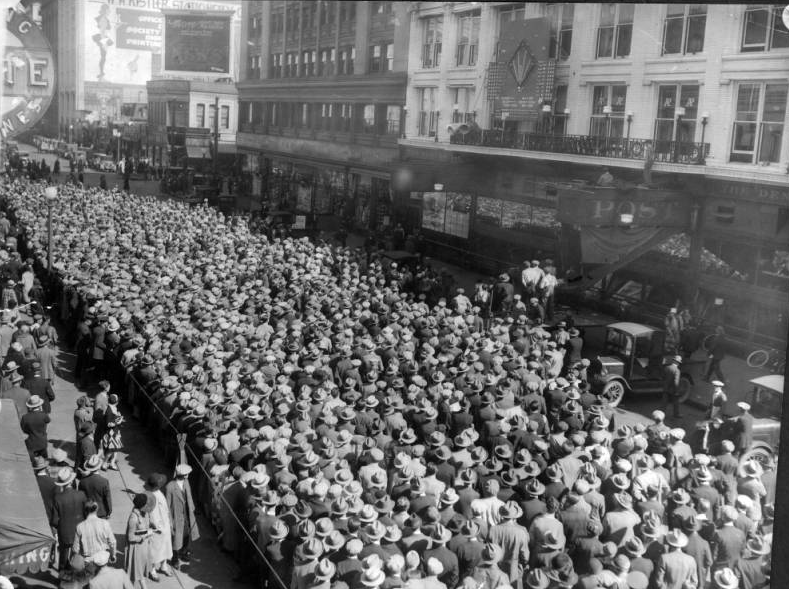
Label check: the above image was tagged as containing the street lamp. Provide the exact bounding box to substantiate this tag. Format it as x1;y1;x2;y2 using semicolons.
44;186;57;271
625;111;633;156
69;124;74;144
541;104;552;134
674;106;686;162
602;105;612;152
501;111;510;144
401;106;408;139
699;111;709;164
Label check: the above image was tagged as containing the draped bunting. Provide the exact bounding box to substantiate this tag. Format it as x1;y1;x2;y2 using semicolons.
580;227;676;265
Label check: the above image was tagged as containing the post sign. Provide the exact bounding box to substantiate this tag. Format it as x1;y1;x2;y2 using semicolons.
1;3;55;139
164;13;231;73
556;185;691;227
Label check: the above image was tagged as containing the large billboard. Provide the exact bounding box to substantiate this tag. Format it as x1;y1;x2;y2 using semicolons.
83;0;237;85
163;13;231;73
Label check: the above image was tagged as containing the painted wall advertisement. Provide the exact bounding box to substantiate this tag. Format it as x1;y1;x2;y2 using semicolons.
164;13;231;73
1;2;55;139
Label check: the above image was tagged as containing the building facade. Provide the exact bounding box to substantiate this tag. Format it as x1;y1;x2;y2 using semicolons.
147;79;238;169
396;2;789;344
236;1;409;225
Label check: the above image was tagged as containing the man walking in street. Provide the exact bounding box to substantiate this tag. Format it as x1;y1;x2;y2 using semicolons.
662;355;683;419
165;463;200;564
20;394;49;458
72;500;116;564
78;454;113;519
704;325;727;383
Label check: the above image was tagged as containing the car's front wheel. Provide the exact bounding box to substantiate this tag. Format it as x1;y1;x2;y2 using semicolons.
601;379;627;407
740;445;774;470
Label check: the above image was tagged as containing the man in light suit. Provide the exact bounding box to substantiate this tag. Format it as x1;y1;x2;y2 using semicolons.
165;463;200;564
35;335;58;383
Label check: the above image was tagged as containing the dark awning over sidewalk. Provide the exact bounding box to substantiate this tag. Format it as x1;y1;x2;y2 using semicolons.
0;403;55;575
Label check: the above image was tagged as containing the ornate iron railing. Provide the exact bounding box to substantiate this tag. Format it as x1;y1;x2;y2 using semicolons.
450;131;710;165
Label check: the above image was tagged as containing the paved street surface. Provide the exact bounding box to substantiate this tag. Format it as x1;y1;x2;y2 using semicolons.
10;342;244;589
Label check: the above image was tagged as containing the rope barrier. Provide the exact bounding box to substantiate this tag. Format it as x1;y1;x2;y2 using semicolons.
116;361;288;589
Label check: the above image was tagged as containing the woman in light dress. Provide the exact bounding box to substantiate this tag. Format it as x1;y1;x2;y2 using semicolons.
144;473;174;576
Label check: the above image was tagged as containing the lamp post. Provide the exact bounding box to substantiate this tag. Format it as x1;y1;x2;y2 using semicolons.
674;106;686;162
69;124;73;144
541;104;552;135
44;186;57;272
501;111;509;144
699;111;709;164
625;111;633;157
401;106;407;139
602;105;612;153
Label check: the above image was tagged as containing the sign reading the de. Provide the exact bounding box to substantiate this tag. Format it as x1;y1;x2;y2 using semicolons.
2;3;55;139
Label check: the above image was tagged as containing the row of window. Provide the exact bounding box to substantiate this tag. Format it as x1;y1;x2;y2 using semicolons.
195;104;230;130
255;42;394;79
240;101;402;136
270;1;356;37
414;81;787;165
419;3;788;70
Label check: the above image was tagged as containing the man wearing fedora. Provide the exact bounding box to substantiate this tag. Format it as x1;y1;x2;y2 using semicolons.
0;369;30;418
488;501;529;589
662;355;684;419
86;549;134;589
735;535;770;589
20;394;49;458
79;454;113;518
23;361;55;414
35;333;58;383
654;529;698;589
51;467;87;571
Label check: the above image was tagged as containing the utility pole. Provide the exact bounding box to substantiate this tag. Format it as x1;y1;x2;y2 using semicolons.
213;96;219;175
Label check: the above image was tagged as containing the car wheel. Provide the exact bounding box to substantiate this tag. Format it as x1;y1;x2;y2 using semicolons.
740;446;774;470
677;376;692;404
601;379;626;407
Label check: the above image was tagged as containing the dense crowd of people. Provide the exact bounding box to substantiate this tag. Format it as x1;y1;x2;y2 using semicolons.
0;177;776;589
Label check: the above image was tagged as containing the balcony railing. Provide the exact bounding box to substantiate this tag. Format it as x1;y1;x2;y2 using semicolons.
450;131;710;165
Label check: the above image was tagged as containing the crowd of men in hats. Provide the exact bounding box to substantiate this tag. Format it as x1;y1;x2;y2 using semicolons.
0;176;776;589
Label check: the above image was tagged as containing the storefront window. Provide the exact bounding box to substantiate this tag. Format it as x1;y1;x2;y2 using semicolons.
755;247;789;291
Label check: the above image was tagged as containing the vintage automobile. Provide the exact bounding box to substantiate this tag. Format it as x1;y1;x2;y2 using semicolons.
738;375;783;466
692;375;783;467
594;322;695;407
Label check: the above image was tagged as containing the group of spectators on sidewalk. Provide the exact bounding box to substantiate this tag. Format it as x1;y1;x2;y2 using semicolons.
0;176;776;589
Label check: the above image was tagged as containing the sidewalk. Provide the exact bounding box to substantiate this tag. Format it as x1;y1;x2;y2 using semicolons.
12;345;244;589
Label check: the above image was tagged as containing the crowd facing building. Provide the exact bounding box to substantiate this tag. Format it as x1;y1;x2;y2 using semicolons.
0;175;777;589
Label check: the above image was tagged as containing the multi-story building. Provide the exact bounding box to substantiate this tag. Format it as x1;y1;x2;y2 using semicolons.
38;0;240;159
236;1;409;225
396;2;789;344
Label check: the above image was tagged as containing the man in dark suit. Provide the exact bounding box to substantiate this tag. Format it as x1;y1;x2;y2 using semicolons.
734;402;754;456
78;454;112;518
20;394;50;457
33;455;56;521
23;361;55;414
704;325;727;382
0;371;30;417
51;468;87;571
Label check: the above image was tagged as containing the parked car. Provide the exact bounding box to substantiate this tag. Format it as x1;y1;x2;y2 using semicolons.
88;152;109;169
98;156;116;172
16;152;31;166
593;322;695;407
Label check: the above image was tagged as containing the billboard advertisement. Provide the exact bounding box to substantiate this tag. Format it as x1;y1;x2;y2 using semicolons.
84;0;237;85
1;2;55;139
164;13;231;73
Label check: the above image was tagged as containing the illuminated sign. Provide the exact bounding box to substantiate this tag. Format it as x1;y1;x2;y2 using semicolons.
1;4;55;139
